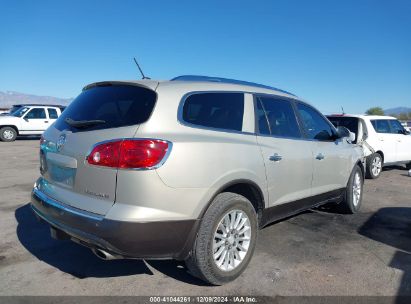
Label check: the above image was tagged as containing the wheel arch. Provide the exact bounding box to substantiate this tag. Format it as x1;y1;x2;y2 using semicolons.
0;125;19;135
198;179;266;226
375;150;384;163
355;159;365;180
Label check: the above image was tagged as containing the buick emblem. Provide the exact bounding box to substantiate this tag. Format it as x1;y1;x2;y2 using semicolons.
56;134;67;152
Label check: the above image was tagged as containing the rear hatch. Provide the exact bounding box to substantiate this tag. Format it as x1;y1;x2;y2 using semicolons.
39;82;157;215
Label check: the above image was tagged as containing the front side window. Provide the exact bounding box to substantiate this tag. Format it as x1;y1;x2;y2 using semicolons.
389;120;405;134
370;120;390;133
182;93;244;131
256;96;301;138
24;108;46;119
48;108;58;119
296;103;335;140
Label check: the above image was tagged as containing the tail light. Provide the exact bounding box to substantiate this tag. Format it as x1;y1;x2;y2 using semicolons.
87;139;170;169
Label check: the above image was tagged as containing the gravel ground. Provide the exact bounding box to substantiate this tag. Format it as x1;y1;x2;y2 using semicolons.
0;139;410;296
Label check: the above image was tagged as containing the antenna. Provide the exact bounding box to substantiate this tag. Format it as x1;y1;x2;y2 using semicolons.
133;57;150;80
341;106;345;115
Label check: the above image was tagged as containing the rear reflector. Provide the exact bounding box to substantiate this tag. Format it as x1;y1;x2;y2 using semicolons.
87;139;170;169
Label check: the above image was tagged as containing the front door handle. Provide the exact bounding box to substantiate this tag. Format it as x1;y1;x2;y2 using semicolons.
316;153;325;160
44;121;49;123
269;153;283;162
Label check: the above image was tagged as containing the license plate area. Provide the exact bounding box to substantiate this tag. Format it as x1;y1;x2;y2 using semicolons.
48;163;76;188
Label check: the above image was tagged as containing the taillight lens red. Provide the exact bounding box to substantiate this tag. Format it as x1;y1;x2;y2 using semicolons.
87;141;122;168
87;139;170;169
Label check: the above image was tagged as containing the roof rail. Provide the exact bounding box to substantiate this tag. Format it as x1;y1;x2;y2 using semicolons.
12;104;66;108
171;75;296;96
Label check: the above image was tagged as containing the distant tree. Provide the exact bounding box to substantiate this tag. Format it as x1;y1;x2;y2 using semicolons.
398;113;408;120
365;107;385;115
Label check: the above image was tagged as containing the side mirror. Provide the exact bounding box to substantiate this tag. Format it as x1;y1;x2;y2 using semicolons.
348;131;356;143
23;117;29;122
336;126;350;139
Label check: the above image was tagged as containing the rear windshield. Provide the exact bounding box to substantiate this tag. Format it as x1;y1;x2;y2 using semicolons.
54;85;156;132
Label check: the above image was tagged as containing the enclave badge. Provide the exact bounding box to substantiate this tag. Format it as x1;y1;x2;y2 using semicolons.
56;134;66;152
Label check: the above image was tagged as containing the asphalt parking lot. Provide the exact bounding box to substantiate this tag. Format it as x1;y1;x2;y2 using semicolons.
0;139;410;296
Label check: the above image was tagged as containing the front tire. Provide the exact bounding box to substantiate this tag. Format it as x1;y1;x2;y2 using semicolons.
339;165;363;214
185;192;258;285
0;127;17;142
366;153;382;179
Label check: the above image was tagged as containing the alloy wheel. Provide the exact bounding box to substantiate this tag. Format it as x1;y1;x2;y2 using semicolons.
213;210;251;272
352;172;362;207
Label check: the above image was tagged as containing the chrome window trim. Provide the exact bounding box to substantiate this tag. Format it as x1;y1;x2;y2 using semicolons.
177;90;284;136
177;91;249;135
176;90;342;143
33;187;104;221
84;138;173;171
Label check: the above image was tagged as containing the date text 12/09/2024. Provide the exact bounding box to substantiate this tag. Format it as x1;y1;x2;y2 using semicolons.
149;296;258;303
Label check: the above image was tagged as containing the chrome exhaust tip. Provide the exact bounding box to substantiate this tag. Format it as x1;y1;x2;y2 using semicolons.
92;248;118;260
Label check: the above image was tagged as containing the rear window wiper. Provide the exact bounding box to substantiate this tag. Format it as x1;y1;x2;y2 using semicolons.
65;118;106;129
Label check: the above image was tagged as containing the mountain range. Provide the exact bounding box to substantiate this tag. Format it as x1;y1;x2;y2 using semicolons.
384;107;411;115
0;91;72;109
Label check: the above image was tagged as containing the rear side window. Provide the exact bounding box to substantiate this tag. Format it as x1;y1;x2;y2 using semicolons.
48;108;58;119
296;103;335;140
182;93;244;131
256;96;301;138
370;120;390;133
389;120;405;134
54;85;156;132
25;108;46;119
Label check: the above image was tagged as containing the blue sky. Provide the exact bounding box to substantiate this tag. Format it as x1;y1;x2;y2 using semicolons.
0;0;410;113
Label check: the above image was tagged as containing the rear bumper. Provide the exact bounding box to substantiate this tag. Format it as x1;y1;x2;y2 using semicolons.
30;187;199;260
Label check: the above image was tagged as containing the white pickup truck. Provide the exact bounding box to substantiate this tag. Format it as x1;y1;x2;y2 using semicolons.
0;105;64;142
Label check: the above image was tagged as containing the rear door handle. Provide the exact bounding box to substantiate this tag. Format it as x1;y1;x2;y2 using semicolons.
316;153;325;160
269;153;283;162
44;121;49;123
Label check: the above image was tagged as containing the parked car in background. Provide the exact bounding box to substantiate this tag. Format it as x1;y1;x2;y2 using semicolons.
8;104;66;116
0;105;64;141
31;76;365;285
400;121;411;132
327;114;411;178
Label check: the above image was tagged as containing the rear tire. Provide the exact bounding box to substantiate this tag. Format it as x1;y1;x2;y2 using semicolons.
366;153;382;179
0;127;17;142
406;163;411;170
339;165;363;214
185;192;258;285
